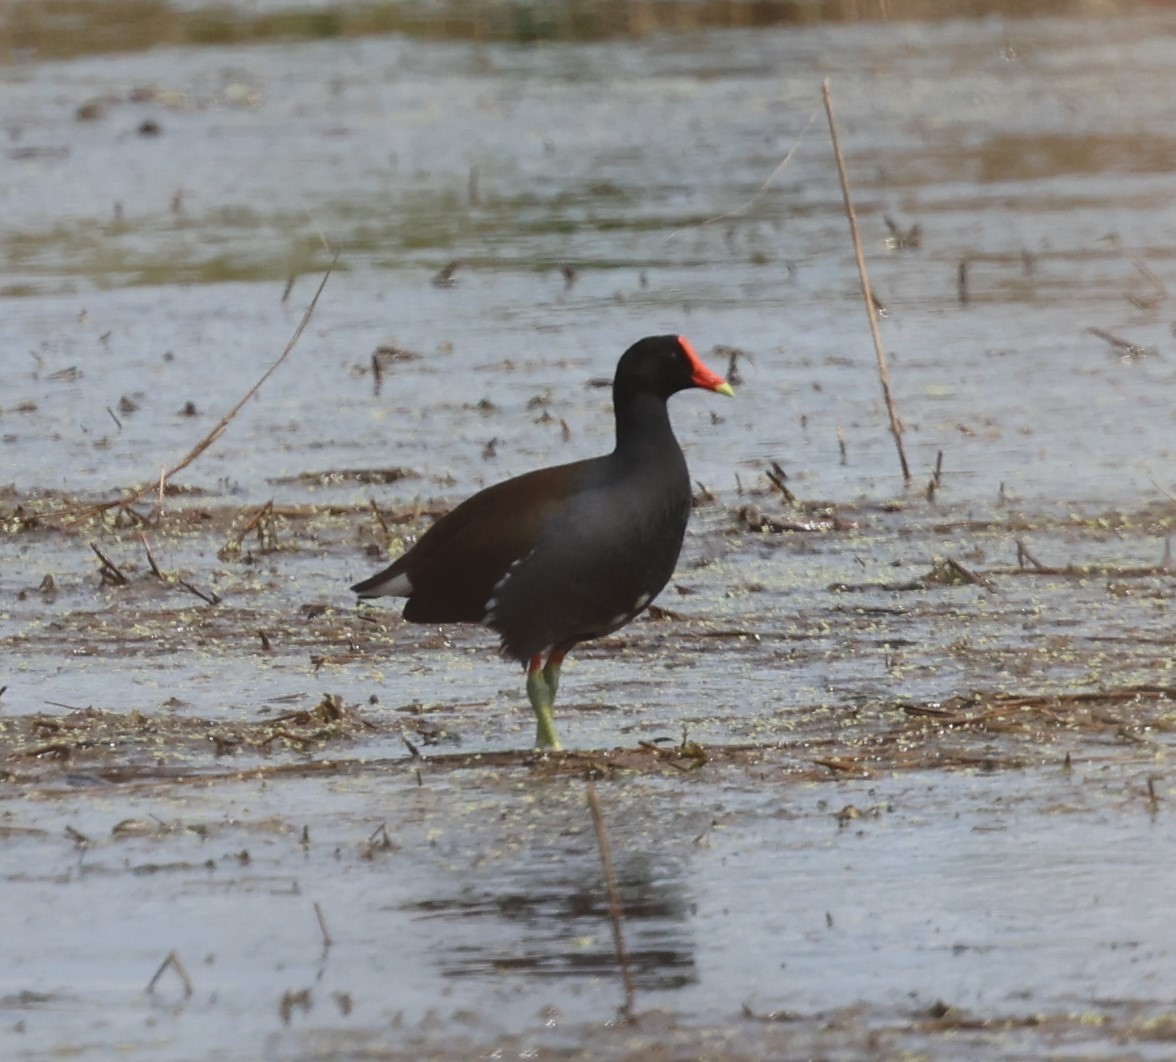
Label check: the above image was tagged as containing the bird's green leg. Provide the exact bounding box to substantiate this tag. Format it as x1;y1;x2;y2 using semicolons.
527;654;561;751
542;647;567;701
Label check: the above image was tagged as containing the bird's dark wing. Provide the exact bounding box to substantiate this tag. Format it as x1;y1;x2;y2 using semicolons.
356;459;597;624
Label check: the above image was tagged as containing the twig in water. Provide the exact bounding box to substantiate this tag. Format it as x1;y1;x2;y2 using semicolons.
401;733;423;759
925;450;944;502
176;578;219;605
1015;539;1047;571
883;215;921;251
586;781;635;1017
432;261;460;288
941;556;991;589
44;256;337;527
220;499;277;559
1138;461;1176;504
139;532;165;580
371;350;383;396
822;79;910;483
279;988;312;1025
1126;258;1167;309
667;103;821;237
313;902;333;950
1086;326;1158;362
765;461;795;504
1133;258;1166;294
146;465;167;524
146;950;193;997
369;498;392;541
152;258;338;483
138;532;220;603
713;344;752;386
89;542;129;585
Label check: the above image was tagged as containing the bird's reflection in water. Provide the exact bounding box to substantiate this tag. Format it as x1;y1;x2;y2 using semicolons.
405;853;696;991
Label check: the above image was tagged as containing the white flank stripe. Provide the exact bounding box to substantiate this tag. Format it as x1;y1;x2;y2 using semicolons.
368;571;413;596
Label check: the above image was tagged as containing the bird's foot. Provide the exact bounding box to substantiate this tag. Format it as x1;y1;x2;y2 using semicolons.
526;662;562;750
534;717;562;752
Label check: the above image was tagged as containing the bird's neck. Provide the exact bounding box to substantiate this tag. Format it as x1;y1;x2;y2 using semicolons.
612;389;681;465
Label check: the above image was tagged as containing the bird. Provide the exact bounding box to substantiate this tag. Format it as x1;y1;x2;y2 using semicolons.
351;335;733;750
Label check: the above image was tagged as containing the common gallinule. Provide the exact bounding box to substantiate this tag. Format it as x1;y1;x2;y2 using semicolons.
351;335;733;749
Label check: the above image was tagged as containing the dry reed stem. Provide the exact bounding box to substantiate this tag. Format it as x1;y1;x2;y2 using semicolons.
586;781;636;1017
44;257;338;526
821;79;911;483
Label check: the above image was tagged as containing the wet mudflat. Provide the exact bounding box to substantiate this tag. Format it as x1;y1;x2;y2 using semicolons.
4;2;1176;1058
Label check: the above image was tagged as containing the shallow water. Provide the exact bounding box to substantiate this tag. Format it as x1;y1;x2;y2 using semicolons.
5;9;1176;505
4;3;1176;1058
4;761;1174;1059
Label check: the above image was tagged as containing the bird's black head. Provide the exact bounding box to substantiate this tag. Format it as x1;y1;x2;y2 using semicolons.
614;335;734;400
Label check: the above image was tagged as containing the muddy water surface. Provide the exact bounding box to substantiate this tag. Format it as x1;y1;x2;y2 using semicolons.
3;3;1176;1058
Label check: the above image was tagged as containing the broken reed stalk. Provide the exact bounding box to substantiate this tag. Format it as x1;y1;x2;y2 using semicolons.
176;577;219;605
1015;538;1047;571
146;949;193;997
139;531;165;580
1147;776;1160;816
137;530;220;604
821;79;911;483
586;781;636;1017
89;541;128;585
46;256;338;527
